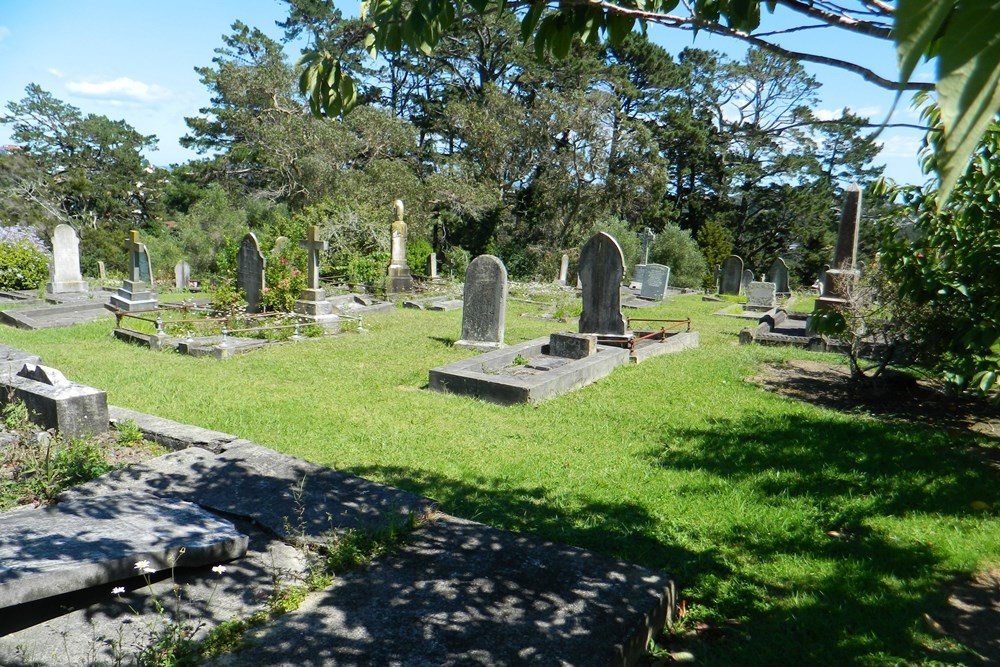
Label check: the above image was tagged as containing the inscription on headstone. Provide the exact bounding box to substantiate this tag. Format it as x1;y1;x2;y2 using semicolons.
578;232;627;338
639;263;670;301
237;233;266;314
455;255;508;351
719;255;743;295
138;246;153;287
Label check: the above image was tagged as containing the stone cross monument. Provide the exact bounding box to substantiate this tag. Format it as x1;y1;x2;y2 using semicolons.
639;227;655;265
293;225;336;326
107;230;158;312
387;199;413;293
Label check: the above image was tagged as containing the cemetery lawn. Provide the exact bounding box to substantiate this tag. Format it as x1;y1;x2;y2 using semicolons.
2;294;997;666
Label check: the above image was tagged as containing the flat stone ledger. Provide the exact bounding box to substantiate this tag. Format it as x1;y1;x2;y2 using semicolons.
639;263;670;300
746;281;777;309
107;280;158;312
1;363;108;437
0;492;248;609
430;335;629;405
578;232;628;338
719;255;743;295
455;254;507;351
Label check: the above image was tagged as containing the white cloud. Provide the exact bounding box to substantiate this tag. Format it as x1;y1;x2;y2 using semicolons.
48;68;65;78
814;105;883;122
0;26;10;41
65;76;172;104
879;134;923;159
814;108;842;121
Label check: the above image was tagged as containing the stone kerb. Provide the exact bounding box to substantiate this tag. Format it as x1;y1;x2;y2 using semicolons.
455;254;508;351
0;363;108;437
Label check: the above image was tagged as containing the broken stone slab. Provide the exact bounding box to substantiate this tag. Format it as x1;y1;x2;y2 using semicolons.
59;442;438;545
0;363;108;437
426;299;463;311
208;514;675;667
0;492;248;609
109;405;251;452
0;343;42;376
0;301;111;330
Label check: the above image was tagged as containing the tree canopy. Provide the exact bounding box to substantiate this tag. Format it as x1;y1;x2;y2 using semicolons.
299;0;1000;205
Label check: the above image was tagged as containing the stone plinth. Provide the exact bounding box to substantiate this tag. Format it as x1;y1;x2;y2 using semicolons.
1;363;108;437
107;280;158;312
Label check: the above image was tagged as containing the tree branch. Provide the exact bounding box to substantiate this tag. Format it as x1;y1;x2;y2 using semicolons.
773;0;893;38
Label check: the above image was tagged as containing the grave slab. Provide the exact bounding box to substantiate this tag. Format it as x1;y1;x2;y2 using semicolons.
430;335;629;405
208;514;674;667
427;299;464;311
110;405;252;452
0;343;42;376
0;492;248;609
0;363;108;437
0;301;111;330
59;441;438;544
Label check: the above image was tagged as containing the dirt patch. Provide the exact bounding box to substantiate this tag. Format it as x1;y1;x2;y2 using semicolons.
751;360;1000;442
940;567;1000;664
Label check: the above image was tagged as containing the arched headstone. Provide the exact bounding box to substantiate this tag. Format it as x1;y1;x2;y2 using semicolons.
719;255;743;295
578;232;627;337
237;233;266;313
455;255;508;351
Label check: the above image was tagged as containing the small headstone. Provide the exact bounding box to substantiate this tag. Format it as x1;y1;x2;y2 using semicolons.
455;255;508;351
237;233;266;314
713;265;721;292
639;263;670;301
428;252;438;280
719;255;743;295
174;260;191;290
817;263;831;296
272;236;289;254
556;253;569;286
549;332;596;359
387;199;413;293
746;281;777;308
97;260;106;280
578;232;627;338
45;224;86;294
768;257;790;295
741;269;754;295
856;260;866;277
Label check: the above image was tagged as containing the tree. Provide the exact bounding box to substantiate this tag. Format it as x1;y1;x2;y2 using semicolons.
300;0;999;205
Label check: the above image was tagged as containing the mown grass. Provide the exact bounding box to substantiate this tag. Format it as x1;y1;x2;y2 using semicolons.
1;293;997;666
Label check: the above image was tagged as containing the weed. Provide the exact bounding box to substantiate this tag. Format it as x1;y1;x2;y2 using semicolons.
2;397;29;431
512;354;529;366
115;418;145;446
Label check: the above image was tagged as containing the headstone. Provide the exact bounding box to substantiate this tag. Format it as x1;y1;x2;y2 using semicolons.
0;363;108;437
856;260;866;277
556;253;569;286
713;265;721;292
768;257;790;295
639;227;655;265
107;230;158;312
96;260;106;281
578;232;627;338
719;255;743;295
45;224;86;294
741;269;754;295
639;263;670;301
272;236;289;254
817;263;830;295
428;252;439;280
387;199;413;293
138;246;153;287
174;260;191;290
455;255;507;351
746;281;777;309
630;264;648;289
237;233;266;314
294;225;335;320
833;183;862;270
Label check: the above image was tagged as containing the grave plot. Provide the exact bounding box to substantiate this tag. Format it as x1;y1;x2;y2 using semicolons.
430;332;630;405
0;300;111;330
602;317;701;364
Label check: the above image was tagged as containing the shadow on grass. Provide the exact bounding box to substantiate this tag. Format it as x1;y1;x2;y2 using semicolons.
352;410;995;666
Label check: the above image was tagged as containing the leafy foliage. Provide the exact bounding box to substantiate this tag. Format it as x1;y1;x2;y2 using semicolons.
0;227;48;290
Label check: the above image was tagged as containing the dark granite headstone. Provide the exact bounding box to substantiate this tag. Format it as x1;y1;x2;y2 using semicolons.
719;255;743;295
639;263;670;300
578;232;627;338
237;233;266;314
455;255;507;351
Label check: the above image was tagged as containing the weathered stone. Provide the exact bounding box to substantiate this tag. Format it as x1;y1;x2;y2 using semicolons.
138;246;153;286
719;255;743;295
549;332;597;359
0;363;108;437
0;302;110;330
236;233;266;314
0;343;42;376
107;230;158;312
387;199;413;293
455;254;508;351
741;269;754;295
0;492;248;609
639;263;670;301
579;232;627;338
175;260;191;290
833;183;862;270
556;253;569;286
639;227;655;264
746;281;777;309
96;260;106;280
769;257;790;294
45;224;86;294
631;263;648;288
428;251;438;279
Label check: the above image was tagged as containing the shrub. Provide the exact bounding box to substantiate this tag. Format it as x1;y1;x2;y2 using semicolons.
407;237;433;278
343;249;389;285
648;224;709;289
260;248;307;314
442;246;470;279
0;225;48;290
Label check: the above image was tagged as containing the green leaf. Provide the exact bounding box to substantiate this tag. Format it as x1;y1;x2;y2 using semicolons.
606;11;635;45
935;0;1000;204
894;0;953;87
521;2;545;43
467;0;488;13
550;16;573;59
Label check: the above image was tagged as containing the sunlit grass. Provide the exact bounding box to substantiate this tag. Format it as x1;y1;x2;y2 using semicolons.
0;293;996;666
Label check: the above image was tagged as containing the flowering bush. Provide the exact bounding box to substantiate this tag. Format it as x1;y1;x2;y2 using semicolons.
0;225;49;290
261;244;307;313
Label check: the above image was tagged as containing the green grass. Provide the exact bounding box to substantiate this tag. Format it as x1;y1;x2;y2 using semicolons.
1;295;997;666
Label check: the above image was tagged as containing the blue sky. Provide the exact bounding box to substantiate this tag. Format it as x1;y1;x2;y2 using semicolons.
0;1;932;185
